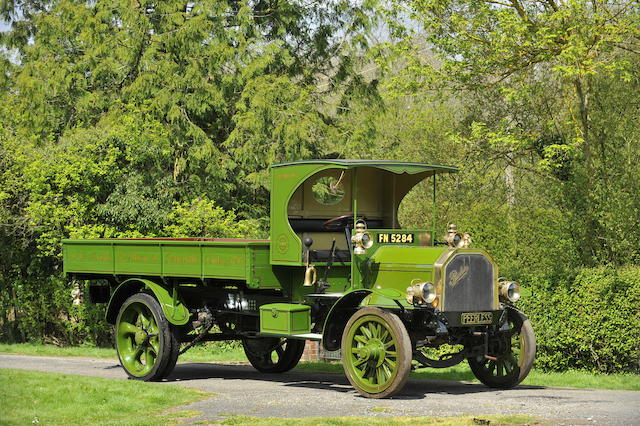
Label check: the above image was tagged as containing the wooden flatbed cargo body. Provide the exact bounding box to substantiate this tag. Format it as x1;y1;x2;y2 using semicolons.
63;159;536;398
64;238;279;289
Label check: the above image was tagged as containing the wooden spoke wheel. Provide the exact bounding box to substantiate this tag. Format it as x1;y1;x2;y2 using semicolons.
242;337;305;373
468;307;536;389
341;307;412;398
115;293;179;381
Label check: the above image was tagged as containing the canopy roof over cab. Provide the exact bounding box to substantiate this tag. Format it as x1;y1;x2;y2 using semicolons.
269;160;458;265
271;159;458;175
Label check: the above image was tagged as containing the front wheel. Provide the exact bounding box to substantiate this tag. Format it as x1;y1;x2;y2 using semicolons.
468;307;536;388
242;337;305;373
341;307;412;398
115;293;179;381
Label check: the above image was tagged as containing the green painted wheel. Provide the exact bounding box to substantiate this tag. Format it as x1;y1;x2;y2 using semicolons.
115;293;179;381
242;337;305;373
468;307;536;389
341;307;412;398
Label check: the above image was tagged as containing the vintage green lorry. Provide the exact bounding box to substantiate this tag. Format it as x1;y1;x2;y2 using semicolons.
63;159;535;398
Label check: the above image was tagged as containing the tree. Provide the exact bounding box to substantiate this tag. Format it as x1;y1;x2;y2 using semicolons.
0;0;383;343
388;0;640;265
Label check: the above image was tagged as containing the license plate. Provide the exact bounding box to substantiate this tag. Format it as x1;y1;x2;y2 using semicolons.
377;233;415;244
461;312;493;325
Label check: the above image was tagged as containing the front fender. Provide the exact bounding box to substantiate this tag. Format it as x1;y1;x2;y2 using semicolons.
321;288;405;351
106;279;190;326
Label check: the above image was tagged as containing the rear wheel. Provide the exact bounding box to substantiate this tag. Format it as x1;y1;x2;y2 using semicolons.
115;293;179;381
242;337;305;373
468;308;536;388
158;327;180;379
341;307;412;398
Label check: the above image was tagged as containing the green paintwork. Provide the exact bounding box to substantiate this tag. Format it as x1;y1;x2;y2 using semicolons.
353;244;448;307
61;159;524;398
319;288;409;350
63;239;283;290
269;162;339;266
269;160;457;266
368;245;446;265
259;303;311;335
342;312;401;394
62;160;462;339
116;297;161;377
108;279;190;326
271;159;458;174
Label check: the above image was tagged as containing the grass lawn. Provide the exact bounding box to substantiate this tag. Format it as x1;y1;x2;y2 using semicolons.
213;414;540;425
0;369;210;425
2;342;639;391
0;342;247;362
0;369;539;426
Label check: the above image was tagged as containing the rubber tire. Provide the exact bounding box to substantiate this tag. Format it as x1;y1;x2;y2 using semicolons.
468;308;536;389
341;307;412;399
157;324;180;379
242;338;305;373
115;293;179;381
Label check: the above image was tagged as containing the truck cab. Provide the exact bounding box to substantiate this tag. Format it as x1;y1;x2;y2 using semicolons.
269;159;453;266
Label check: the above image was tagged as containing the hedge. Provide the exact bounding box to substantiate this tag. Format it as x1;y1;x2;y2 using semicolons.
518;267;640;373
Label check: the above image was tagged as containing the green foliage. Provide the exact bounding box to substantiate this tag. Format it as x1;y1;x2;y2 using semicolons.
0;0;380;344
0;0;639;376
519;267;640;373
385;0;640;266
226;76;333;195
165;199;264;239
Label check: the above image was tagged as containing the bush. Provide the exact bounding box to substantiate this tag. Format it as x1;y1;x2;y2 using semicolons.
0;275;112;347
519;267;640;373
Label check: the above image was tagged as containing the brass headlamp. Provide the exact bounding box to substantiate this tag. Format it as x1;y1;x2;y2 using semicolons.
444;223;471;248
351;220;373;255
406;280;437;305
499;280;520;303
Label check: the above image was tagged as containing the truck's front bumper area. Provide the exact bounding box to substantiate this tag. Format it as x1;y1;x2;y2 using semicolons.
439;309;506;328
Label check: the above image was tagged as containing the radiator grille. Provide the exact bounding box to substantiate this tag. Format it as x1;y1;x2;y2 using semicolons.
442;253;495;312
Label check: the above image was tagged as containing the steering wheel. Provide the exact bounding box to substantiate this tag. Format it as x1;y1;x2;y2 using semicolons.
322;215;362;231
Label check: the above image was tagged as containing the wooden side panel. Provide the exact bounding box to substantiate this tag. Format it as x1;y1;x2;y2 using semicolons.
249;245;283;289
114;244;161;275
63;239;273;283
63;242;114;274
163;245;202;277
202;245;247;280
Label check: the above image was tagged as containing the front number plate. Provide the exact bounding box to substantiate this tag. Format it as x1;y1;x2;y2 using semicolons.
460;312;493;325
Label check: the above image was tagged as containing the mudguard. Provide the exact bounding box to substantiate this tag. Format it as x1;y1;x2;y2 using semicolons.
105;278;190;326
321;288;405;351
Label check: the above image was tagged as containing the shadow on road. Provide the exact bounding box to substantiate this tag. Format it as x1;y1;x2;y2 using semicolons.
159;362;545;399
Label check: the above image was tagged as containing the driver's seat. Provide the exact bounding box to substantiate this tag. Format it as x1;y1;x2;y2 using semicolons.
289;217;383;262
289;218;349;262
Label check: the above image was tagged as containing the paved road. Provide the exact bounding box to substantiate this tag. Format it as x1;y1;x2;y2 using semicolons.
1;354;639;425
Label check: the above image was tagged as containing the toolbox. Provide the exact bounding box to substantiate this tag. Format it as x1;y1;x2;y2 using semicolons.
259;303;311;335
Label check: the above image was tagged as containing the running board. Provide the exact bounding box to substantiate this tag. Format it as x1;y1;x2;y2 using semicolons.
257;332;322;341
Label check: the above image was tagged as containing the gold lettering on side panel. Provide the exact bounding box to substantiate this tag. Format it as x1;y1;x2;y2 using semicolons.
204;256;243;265
117;254;160;263
276;234;289;254
167;255;197;264
278;173;298;180
68;253;111;262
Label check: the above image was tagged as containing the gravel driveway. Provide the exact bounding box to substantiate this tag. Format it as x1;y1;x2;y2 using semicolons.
1;354;639;425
